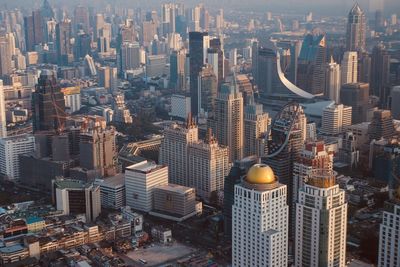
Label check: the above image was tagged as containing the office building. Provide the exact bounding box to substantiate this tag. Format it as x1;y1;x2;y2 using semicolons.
368;110;395;141
213;83;244;162
232;164;288;267
125;160;168;212
390;86;400;119
378;199;400;267
94;174;125;210
338;132;360;170
244;94;269;157
61;86;81;114
321;103;352;135
98;66;117;92
73;6;90;33
295;169;347;267
159;116;198;186
346;3;366;52
340;83;369;123
341;51;358;85
120;42;141;74
146;55;166;77
56;19;73;65
187;129;230;202
79;127;117;177
150;184;201;222
0;80;6;137
297;33;327;95
198;64;217;116
32;70;66;133
169;94;191;120
169;48;187;90
325;57;341;103
0;36;12;77
189;32;209;117
0;135;35;180
53;179;101;222
371;44;391;107
24;11;44;52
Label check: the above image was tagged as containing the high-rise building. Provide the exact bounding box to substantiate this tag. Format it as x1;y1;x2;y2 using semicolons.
390;86;400;119
94;174;125;210
0;134;35;181
75;32;91;59
325;57;341;103
232;164;288;267
346;3;366;52
146;55;167;77
213;83;244;162
263;103;306;238
295;169;347;267
32;70;66;133
368;109;395;141
378;199;400;267
98;66;117;92
79;127;117;177
159;116;199;186
125;160;168;212
371;44;391;107
120;42;141;73
189;32;209;117
341;51;358;85
321;103;352;135
340;83;369;123
187;129;230;202
244;94;269;157
198;64;217;116
73;6;90;33
292;141;333;233
297;32;327;95
56;19;73;65
0;36;12;77
209;38;224;86
0;80;6;138
53;179;101;222
169;48;187;90
24;11;44;52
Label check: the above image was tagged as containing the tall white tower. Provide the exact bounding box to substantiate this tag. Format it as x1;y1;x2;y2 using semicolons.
232;164;288;267
341;51;358;85
325;57;341;103
0;80;6;138
295;169;347;267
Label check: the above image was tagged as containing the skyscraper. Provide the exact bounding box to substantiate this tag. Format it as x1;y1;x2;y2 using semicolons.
120;42;141;74
378;199;400;267
232;164;288;267
98;66;117;92
24;11;44;52
295;169;347;267
198;64;217;116
368;109;395;141
321;103;352;136
340;83;369;123
244;94;269;157
0;36;12;77
213;83;244;162
297;32;327;95
346;3;366;52
32;70;66;133
325;57;341;103
170;48;187;90
0;80;6;138
73;6;90;33
56;19;73;65
187;129;230;202
159;116;199;186
341;51;358;85
371;44;391;107
189;32;209;117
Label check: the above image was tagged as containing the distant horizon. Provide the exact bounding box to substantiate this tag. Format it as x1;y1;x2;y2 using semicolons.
1;0;399;16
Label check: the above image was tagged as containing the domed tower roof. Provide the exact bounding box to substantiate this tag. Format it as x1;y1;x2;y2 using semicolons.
246;164;276;184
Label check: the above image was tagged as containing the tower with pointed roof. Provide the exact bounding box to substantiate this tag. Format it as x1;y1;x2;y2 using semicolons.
346;3;366;52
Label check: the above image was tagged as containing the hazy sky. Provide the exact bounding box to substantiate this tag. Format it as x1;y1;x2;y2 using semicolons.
1;0;399;16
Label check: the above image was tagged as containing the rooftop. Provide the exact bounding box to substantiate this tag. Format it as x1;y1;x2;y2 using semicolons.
95;174;125;188
126;160;165;174
155;183;194;194
53;179;92;190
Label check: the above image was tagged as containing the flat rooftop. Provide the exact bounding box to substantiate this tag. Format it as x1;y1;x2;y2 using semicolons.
95;174;125;188
54;179;91;190
155;183;193;194
126;160;165;174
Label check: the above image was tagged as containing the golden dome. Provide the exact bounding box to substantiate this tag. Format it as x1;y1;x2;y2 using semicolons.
246;164;276;184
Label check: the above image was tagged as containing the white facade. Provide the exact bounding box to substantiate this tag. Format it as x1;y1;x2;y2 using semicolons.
64;93;81;113
341;51;358;85
125;160;168;212
169;94;191;120
0;80;6;138
378;201;400;267
325;59;341;103
295;170;347;267
0;134;35;180
321;103;352;135
232;179;288;266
